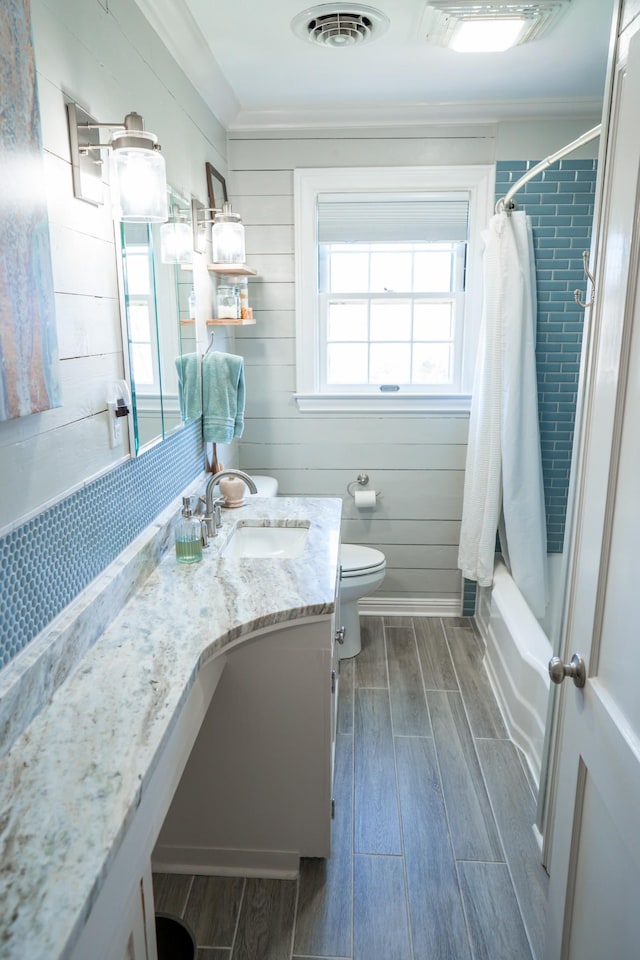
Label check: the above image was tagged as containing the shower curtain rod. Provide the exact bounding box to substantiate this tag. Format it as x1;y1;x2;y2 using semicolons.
496;123;602;213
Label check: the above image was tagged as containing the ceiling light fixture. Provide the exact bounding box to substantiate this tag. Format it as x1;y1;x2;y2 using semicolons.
291;3;390;48
423;1;570;52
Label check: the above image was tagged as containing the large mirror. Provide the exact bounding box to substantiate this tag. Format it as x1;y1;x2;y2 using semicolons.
119;187;200;453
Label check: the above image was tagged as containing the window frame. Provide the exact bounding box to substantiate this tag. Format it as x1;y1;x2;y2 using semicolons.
293;165;495;413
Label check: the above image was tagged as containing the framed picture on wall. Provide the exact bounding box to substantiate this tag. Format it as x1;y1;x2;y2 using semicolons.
205;163;228;213
0;0;61;422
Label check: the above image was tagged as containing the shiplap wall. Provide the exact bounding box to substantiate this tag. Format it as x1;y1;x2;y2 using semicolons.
228;129;495;607
228;122;600;608
0;0;228;535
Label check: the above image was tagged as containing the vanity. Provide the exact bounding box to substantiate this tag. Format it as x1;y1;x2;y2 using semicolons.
0;493;342;960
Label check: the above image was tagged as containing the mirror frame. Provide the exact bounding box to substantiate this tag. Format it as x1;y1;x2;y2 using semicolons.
206;163;228;212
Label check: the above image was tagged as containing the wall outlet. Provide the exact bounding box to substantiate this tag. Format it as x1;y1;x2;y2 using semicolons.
107;401;121;447
106;380;131;448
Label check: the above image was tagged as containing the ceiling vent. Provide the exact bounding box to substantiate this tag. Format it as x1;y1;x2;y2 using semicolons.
291;4;390;48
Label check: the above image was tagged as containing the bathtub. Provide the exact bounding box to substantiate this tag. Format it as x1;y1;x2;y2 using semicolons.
475;556;557;791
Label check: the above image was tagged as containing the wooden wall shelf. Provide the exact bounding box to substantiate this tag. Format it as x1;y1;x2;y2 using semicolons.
207;264;257;277
206;318;256;326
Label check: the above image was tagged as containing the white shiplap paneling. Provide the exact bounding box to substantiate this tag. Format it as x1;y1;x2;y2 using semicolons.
240;416;468;444
0;0;227;532
231;131;487;603
228;134;495;171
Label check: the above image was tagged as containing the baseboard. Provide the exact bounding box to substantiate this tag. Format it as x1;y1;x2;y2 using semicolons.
152;844;299;879
358;596;462;617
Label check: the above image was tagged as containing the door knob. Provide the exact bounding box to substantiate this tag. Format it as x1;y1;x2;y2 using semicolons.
548;653;586;688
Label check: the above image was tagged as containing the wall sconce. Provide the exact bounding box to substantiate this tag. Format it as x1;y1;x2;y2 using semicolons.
160;218;193;264
191;198;208;255
191;200;246;264
211;202;245;265
66;101;168;223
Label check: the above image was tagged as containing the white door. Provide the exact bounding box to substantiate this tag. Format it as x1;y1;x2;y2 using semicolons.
544;15;640;960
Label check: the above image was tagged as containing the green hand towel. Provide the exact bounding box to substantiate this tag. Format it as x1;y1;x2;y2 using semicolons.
175;352;202;421
202;351;245;443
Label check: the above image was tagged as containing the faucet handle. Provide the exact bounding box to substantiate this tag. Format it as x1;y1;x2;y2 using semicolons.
200;518;209;549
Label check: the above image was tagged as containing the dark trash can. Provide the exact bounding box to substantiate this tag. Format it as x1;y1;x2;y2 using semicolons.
155;913;196;960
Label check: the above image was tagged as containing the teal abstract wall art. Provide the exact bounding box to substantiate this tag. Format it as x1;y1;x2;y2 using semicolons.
0;0;60;422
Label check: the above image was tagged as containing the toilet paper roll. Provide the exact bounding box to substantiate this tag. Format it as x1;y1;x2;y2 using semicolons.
354;489;377;509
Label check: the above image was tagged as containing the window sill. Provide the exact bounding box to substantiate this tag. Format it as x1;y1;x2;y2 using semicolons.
294;393;471;414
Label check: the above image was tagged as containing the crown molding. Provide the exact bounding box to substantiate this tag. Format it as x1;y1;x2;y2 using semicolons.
132;0;240;128
228;97;603;132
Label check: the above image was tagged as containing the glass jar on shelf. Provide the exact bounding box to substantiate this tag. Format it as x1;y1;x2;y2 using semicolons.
216;283;239;320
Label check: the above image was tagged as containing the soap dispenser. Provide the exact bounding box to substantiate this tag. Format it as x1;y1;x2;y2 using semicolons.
175;496;203;564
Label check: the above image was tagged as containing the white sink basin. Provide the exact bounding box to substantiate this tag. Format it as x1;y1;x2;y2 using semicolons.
221;522;309;558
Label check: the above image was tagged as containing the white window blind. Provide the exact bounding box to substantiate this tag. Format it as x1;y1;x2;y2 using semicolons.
317;193;469;244
294;166;494;413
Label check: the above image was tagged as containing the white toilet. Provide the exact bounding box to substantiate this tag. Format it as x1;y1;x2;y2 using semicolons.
337;543;386;658
249;476;386;659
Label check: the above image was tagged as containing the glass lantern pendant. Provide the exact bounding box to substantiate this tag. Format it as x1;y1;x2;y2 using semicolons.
160;219;192;264
211;202;245;265
111;116;168;223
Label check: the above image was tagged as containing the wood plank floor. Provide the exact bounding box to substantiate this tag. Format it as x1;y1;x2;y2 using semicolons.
153;615;548;960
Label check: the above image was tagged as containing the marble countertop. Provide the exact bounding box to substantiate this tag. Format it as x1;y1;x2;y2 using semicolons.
0;493;342;960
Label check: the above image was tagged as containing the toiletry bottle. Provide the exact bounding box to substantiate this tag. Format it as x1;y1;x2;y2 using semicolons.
188;288;196;320
175;496;203;564
238;277;249;319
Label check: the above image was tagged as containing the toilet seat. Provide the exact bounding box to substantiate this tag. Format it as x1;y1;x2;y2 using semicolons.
340;543;386;578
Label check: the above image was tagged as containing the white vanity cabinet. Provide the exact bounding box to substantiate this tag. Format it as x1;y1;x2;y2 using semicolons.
72;861;156;960
0;497;342;959
69;657;227;960
110;870;156;960
154;613;338;877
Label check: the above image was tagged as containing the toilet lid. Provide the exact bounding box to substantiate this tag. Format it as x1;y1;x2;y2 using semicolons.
340;543;386;577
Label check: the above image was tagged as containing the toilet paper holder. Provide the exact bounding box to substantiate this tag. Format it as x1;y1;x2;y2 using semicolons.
346;473;383;500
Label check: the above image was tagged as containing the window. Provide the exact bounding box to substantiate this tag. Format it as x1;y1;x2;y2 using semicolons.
294;166;494;412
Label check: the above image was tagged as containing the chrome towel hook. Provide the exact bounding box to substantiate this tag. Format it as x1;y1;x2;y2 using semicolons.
575;251;596;309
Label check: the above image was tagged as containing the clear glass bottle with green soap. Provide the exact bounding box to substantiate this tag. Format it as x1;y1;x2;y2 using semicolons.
175;496;203;564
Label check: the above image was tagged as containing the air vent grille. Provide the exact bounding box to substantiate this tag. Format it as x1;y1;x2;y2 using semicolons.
292;4;389;48
308;12;372;46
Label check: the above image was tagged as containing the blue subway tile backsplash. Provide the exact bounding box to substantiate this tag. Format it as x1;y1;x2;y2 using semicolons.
496;158;597;554
0;422;204;669
462;577;477;617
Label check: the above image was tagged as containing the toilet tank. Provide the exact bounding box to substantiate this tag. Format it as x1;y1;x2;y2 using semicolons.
248;475;279;497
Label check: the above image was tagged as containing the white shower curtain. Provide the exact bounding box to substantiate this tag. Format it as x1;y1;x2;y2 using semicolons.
458;210;547;618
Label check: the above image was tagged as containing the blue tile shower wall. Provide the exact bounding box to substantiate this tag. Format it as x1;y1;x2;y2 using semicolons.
0;422;204;669
496;159;597;554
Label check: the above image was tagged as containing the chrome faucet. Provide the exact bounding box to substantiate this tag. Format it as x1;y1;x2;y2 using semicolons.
203;469;258;540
